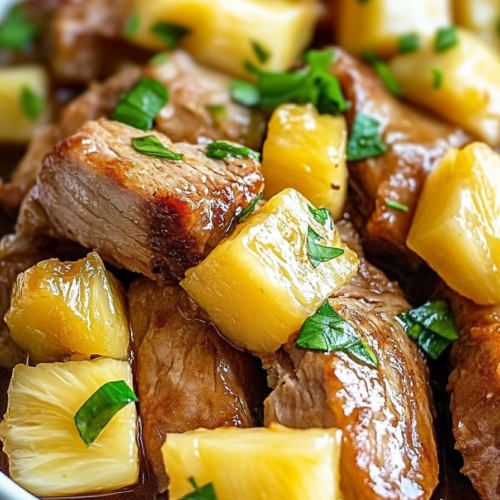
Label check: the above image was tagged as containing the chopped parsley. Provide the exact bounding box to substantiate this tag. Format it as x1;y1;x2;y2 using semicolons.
0;5;37;50
296;301;378;368
308;205;333;228
385;200;409;212
435;27;459;52
20;86;45;121
230;49;349;116
398;33;420;54
132;135;184;160
396;300;459;359
206;103;227;121
363;51;402;97
112;77;168;131
180;477;218;500
151;21;191;49
307;226;344;268
124;11;140;37
206;141;260;161
347;113;388;161
431;68;443;89
239;193;263;222
251;40;271;64
149;52;169;66
74;381;138;446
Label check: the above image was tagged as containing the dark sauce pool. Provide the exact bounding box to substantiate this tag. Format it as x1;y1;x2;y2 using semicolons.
0;144;481;500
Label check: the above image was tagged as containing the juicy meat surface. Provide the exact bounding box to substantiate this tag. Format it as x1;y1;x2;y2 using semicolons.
129;277;265;492
19;119;263;281
435;286;500;500
263;221;438;500
331;49;470;272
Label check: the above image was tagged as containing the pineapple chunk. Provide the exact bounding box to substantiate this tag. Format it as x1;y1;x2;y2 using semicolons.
389;29;500;147
454;0;500;52
408;143;500;305
163;425;342;500
125;0;318;78
0;65;49;143
181;188;359;353
0;358;138;497
337;0;451;57
262;104;348;220
5;252;129;363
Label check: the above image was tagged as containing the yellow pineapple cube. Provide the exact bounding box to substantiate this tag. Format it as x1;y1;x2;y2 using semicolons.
0;65;49;143
0;358;139;497
337;0;451;57
5;252;130;363
125;0;318;78
454;0;500;52
181;188;359;353
163;425;342;500
262;104;348;220
389;29;500;146
408;143;500;305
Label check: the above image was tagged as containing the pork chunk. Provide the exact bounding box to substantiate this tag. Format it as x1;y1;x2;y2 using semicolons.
263;221;438;500
331;49;470;271
129;277;265;492
19;119;263;281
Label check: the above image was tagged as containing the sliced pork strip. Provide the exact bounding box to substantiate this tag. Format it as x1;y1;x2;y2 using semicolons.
18;119;263;281
263;221;438;500
330;48;470;271
129;277;265;492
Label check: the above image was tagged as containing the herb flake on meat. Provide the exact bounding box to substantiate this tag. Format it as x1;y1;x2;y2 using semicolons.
132;135;183;160
347;112;388;161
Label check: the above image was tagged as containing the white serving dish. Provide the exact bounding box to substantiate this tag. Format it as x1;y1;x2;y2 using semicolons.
0;472;37;499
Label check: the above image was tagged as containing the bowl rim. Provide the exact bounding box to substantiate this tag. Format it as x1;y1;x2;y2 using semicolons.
0;472;38;499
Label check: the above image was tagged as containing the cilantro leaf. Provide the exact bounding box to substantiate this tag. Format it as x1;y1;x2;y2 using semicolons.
431;68;443;89
206;141;260;161
363;51;403;97
229;80;260;107
308;205;333;228
239;193;263;222
151;22;191;49
296;301;378;368
124;11;140;37
251;40;270;64
0;5;37;50
347;113;388;161
435;27;459;52
132;135;184;160
418;329;451;360
180;477;218;500
398;33;420;54
20;86;45;121
307;226;344;268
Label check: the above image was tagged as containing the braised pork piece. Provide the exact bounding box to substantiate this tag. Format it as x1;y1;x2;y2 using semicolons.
129;277;266;493
263;220;438;500
18;119;263;280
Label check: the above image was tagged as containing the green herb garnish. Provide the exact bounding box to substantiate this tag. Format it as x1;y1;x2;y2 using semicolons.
363;51;402;97
230;49;348;116
20;86;45;121
435;26;458;52
112;77;168;131
0;5;37;50
396;300;459;359
151;21;191;49
431;68;443;89
206;141;260;161
180;477;218;500
251;40;271;64
296;301;378;368
307;226;344;268
149;52;169;66
74;381;138;446
398;33;420;54
239;193;263;222
132;135;183;160
124;11;140;37
206;104;227;121
308;205;333;228
385;200;409;212
347;113;388;161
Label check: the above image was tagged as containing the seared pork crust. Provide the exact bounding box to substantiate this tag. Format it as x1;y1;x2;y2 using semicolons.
20;119;263;281
263;221;438;500
129;277;264;492
331;49;470;272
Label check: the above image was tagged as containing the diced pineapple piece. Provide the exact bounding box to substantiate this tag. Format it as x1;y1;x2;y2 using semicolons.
181;189;359;353
125;0;318;78
408;143;500;305
389;29;500;147
0;65;49;143
454;0;500;52
0;358;139;497
5;252;129;363
163;425;342;500
337;0;451;57
262;104;348;220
